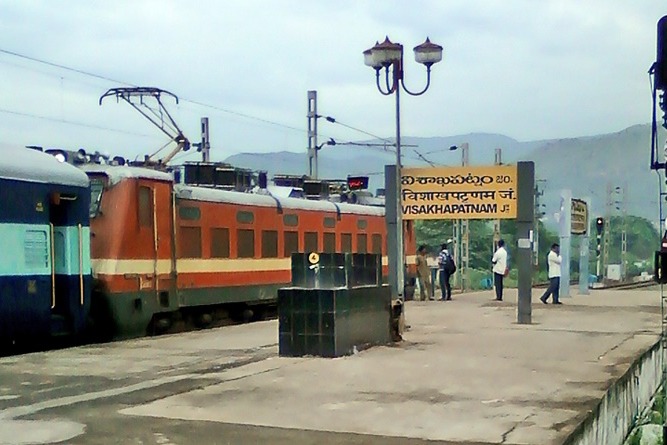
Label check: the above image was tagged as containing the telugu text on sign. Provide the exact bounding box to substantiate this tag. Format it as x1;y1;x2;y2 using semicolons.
400;166;518;220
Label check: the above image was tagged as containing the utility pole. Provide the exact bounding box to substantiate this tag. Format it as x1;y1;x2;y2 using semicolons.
201;117;210;162
533;180;546;268
307;91;318;179
603;182;612;281
493;148;502;253
621;183;628;280
460;142;470;291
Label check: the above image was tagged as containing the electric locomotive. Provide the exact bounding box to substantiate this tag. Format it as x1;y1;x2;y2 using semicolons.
80;160;416;339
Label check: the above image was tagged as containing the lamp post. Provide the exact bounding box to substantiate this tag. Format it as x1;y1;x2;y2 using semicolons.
363;37;443;300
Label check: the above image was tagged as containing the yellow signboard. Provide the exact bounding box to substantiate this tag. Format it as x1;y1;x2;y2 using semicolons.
571;198;588;235
401;165;518;220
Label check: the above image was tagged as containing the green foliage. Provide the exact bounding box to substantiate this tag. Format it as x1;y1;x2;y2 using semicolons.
653;393;665;419
415;215;658;282
626;427;642;445
586;215;659;277
649;410;663;425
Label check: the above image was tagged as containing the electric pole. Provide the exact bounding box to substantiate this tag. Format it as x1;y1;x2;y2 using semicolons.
603;182;612;281
201;117;210;162
493;148;502;253
460;142;470;291
307;91;318;179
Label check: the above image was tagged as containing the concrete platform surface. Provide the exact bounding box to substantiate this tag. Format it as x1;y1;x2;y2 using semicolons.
0;288;660;445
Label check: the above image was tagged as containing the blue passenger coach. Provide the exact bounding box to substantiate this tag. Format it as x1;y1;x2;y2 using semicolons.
0;146;91;342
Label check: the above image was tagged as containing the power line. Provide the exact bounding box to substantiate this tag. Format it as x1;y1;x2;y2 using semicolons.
0;107;155;137
0;48;134;86
0;47;395;145
319;115;393;144
0;47;305;134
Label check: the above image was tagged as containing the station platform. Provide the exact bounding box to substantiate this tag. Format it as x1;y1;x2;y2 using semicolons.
0;287;660;445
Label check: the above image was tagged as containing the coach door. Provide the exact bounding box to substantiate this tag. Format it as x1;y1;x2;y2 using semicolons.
137;183;159;299
137;180;174;309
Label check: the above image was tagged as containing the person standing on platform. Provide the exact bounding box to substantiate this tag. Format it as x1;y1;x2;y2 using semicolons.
540;243;562;305
491;239;508;301
437;240;455;301
415;245;432;301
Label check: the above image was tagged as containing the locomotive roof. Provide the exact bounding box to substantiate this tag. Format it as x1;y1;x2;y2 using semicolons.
0;145;89;187
81;164;173;185
175;184;385;216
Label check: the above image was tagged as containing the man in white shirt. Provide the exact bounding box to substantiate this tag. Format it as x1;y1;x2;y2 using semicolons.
491;239;508;301
540;243;562;305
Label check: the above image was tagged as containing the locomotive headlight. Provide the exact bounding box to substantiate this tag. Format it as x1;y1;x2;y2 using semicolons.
54;153;66;163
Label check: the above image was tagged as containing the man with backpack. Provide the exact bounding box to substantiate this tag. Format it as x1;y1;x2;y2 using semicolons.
437;240;456;301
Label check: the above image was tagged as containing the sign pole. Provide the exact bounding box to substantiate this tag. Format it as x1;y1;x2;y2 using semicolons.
516;161;534;324
578;197;591;295
560;189;572;298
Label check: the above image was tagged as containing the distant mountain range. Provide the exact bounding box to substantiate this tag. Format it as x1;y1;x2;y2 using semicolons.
224;124;665;227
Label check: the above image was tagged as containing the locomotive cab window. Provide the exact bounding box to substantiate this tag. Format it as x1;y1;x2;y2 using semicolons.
138;186;153;228
89;178;105;218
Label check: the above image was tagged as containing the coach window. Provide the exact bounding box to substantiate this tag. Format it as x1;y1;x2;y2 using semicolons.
283;214;298;226
357;219;367;230
210;228;230;258
262;230;278;258
284;231;299;257
323;233;336;253
341;233;352;252
323;217;336;229
179;227;202;258
237;211;254;224
138;186;153;227
371;234;382;254
237;229;255;258
357;233;367;254
304;232;318;253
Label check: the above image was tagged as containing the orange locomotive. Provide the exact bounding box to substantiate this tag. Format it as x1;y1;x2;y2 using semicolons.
82;163;416;339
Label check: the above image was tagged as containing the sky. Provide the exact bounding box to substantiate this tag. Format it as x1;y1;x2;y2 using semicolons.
0;0;665;164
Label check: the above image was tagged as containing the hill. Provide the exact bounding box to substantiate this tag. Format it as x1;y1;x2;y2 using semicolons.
224;124;665;225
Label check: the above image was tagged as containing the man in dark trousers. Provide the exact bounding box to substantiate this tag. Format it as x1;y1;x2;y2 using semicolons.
437;240;455;300
540;243;562;305
491;239;508;301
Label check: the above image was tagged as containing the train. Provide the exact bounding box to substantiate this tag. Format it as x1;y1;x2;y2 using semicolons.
0;146;91;341
0;145;416;343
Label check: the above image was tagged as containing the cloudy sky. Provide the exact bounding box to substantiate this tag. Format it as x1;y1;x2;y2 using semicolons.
0;1;664;163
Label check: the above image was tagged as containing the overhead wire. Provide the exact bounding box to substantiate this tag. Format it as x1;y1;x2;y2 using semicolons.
0;47;402;145
0;47;432;163
0;107;155;137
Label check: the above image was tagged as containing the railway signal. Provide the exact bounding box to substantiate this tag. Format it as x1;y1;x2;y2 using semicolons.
595;217;604;278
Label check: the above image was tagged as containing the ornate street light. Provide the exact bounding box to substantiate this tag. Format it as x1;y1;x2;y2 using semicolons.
363;36;443;302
